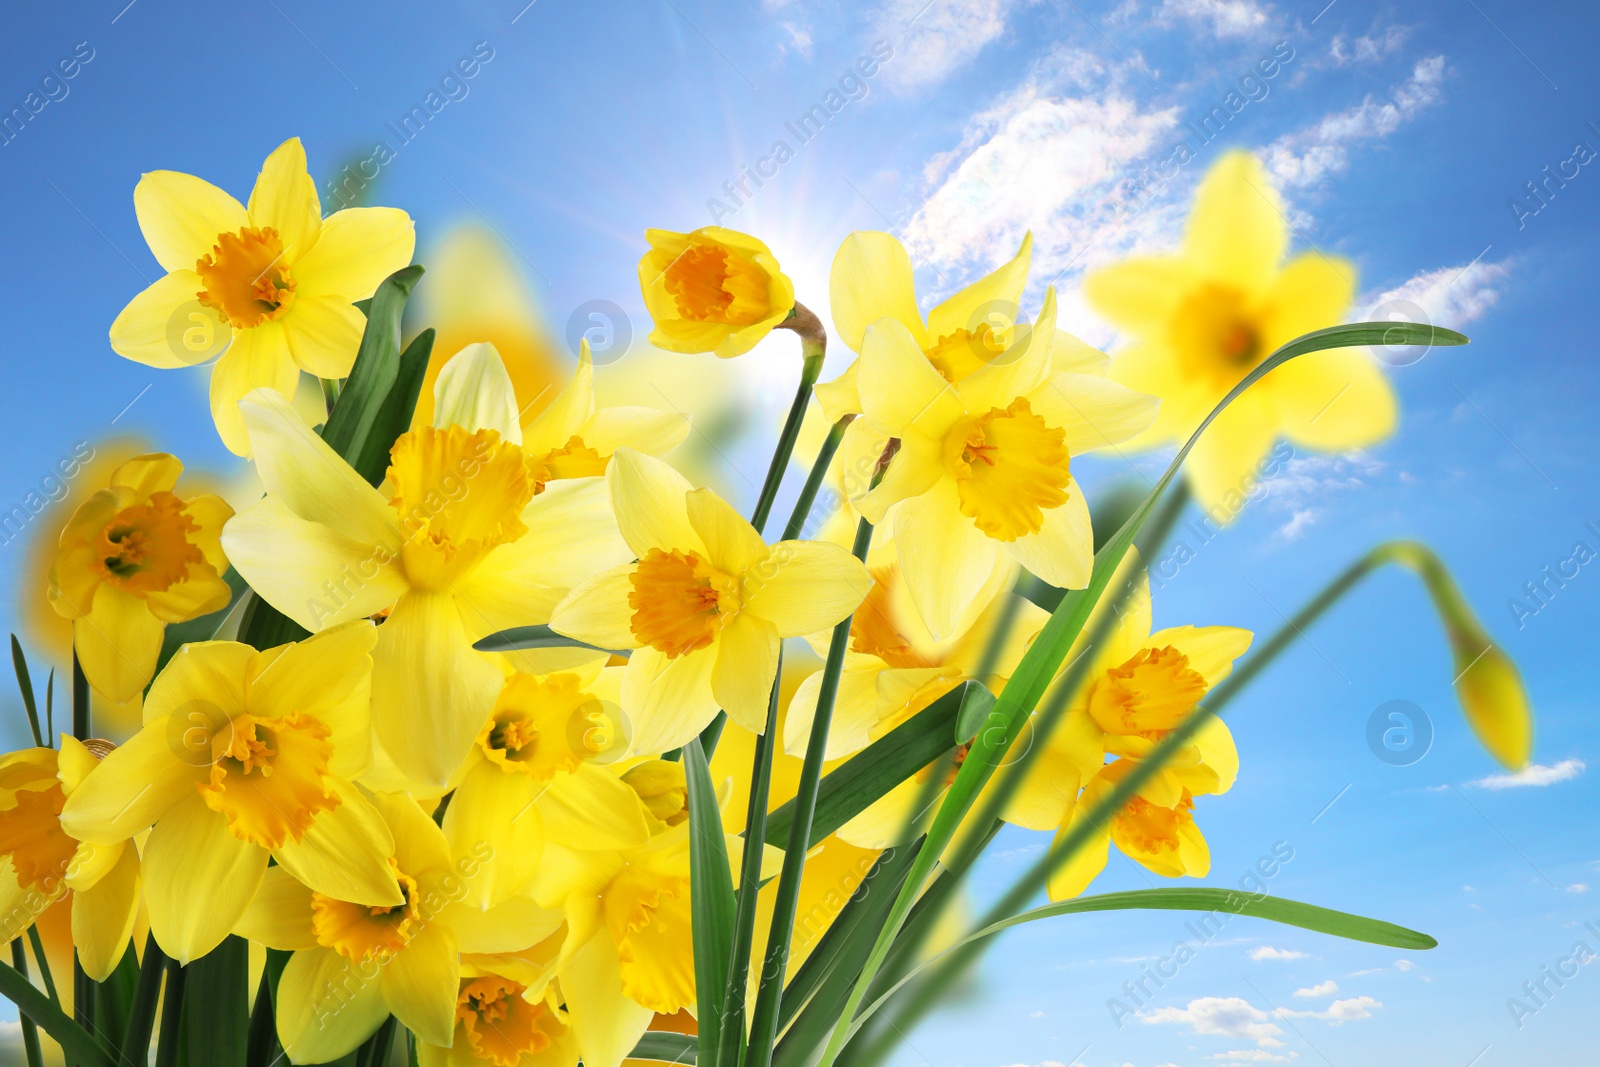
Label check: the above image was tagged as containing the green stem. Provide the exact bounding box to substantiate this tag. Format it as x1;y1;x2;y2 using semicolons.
26;928;57;1007
152;960;184;1067
320;376;342;418
9;941;44;1067
749;303;827;535
70;652;89;741
120;934;167;1067
780;416;852;542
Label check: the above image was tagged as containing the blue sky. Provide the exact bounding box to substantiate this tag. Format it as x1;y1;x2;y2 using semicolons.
1;0;1597;1064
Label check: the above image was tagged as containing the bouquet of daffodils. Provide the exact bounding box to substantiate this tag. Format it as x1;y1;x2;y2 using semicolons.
0;140;1530;1067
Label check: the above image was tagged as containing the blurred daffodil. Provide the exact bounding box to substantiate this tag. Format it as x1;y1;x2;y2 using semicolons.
59;622;396;962
638;227;794;357
1085;150;1395;511
549;449;872;754
109;138;416;455
221;343;630;788
841;295;1158;637
238;790;564;1062
47;453;233;703
0;739;141;980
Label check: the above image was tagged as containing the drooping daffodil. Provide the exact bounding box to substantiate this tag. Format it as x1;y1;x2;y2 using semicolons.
637;227;794;357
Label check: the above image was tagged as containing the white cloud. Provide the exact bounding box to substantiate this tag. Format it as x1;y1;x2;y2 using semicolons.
877;0;1024;92
1360;258;1510;330
1568;884;1590;894
1329;25;1410;66
1393;960;1417;972
1157;0;1271;38
1293;980;1339;998
1471;758;1586;789
1209;1052;1297;1064
905;78;1182;285
1275;995;1382;1023
1250;946;1308;961
1142;996;1286;1047
1277;508;1317;541
1265;56;1447;187
1268;452;1385;512
778;21;813;58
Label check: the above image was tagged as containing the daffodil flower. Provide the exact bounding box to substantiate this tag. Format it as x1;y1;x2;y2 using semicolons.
0;739;140;980
840;295;1158;638
47;453;233;703
527;759;776;1067
521;339;690;492
109;138;416;455
1084;150;1396;512
235;791;565;1062
421;948;578;1067
638;227;794;357
221;343;632;788
440;657;651;909
548;449;872;754
814;231;1110;421
58;622;397;963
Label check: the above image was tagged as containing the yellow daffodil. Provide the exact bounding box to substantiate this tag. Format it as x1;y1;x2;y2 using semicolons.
47;453;233;703
421;949;579;1067
411;224;567;430
0;739;140;980
236;791;565;1063
221;342;631;788
1084;150;1396;512
1006;572;1249;899
815;231;1112;422
59;622;398;963
548;449;872;754
109;138;416;455
840;295;1158;638
528;759;775;1067
440;657;650;909
638;227;794;357
521;340;691;492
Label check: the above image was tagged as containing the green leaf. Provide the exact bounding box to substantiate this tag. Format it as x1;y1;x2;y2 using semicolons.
348;328;435;488
683;738;736;1067
321;264;425;484
183;935;249;1066
10;636;42;747
473;623;630;657
846;888;1434;1037
629;1031;698;1064
121;934;167;1067
0;958;113;1067
763;682;969;850
814;321;1463;1067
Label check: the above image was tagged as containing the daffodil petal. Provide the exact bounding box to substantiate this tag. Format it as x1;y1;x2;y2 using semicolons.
270;777;401;908
1270;348;1396;451
1184;150;1286;293
857;317;963;440
815;360;864;422
277;947;389;1063
373;592;505;789
548;564;639;651
281;294;365;379
234;866;317;950
211;324;299;456
926;232;1032;342
381;921;459;1047
293;207;416;301
70;845;139;981
954;284;1054;412
74;585;162;703
892;480;1001;641
577;407;691;458
539;764;651;851
829;230;927;352
1046;814;1111;901
607;449;703;559
561;933;654;1067
432;342;523;444
1005;479;1093;591
247;137;321;261
622;645;719;755
134;170;248;274
1184;391;1279;515
237;387;399;547
143;794;267;963
522;341;594;455
1029;372;1161;457
1151;625;1253;687
711;613;781;732
742;540;871;638
687;488;767;574
442;762;543;909
1082;255;1196;339
109;271;216;369
58;716;204;843
783;657;884;760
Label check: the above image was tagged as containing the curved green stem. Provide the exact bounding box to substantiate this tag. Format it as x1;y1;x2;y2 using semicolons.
750;302;827;535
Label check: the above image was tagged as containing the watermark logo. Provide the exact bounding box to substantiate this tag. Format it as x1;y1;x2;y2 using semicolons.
1366;699;1432;766
565;300;632;366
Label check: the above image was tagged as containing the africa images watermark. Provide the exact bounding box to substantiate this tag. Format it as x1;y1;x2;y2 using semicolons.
1505;923;1600;1030
1;40;96;148
707;40;895;225
1505;519;1600;629
0;441;96;549
1508;120;1599;231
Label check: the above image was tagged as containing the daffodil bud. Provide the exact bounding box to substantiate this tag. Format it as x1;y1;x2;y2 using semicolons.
1453;642;1533;771
637;227;795;358
622;759;690;827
